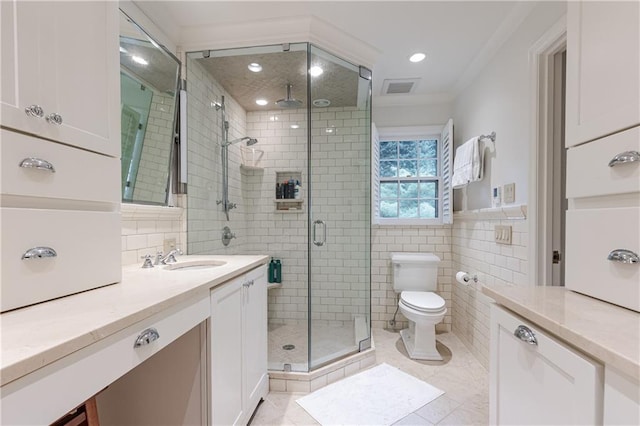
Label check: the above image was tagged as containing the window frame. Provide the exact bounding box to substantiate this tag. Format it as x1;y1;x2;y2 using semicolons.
374;126;446;226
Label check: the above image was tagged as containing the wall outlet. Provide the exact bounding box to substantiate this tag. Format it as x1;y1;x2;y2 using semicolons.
494;225;512;245
163;238;176;254
503;183;516;204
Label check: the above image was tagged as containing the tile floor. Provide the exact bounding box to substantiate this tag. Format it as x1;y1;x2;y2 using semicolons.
251;328;489;425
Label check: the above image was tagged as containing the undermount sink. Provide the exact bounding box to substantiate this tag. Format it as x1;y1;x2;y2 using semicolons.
164;260;227;271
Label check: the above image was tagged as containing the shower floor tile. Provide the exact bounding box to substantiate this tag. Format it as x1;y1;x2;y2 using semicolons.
268;322;356;371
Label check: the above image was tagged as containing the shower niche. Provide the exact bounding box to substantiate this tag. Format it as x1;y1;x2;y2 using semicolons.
275;171;303;212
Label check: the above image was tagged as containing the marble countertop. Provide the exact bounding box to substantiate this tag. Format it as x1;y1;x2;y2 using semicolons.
0;255;269;387
482;284;640;381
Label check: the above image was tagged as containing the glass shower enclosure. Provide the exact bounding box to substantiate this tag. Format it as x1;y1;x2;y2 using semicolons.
186;43;371;372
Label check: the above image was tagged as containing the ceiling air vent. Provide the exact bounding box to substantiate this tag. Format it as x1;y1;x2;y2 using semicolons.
382;78;420;95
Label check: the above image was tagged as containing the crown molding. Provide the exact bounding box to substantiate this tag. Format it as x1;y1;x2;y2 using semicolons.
179;14;380;69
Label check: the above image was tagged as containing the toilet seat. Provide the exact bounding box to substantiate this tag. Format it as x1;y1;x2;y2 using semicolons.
400;291;445;313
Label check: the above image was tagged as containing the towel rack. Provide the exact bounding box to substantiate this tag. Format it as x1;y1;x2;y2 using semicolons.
479;131;496;153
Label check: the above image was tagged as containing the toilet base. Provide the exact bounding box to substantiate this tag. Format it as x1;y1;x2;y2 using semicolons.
400;321;442;361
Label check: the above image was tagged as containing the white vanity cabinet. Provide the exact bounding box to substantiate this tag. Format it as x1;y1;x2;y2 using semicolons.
565;1;639;146
0;0;120;157
1;295;210;425
490;305;603;425
0;1;121;312
210;265;268;425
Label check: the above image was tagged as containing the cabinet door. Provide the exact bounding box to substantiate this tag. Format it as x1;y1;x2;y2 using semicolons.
243;265;269;413
210;277;244;426
0;1;120;157
490;305;603;425
566;1;640;147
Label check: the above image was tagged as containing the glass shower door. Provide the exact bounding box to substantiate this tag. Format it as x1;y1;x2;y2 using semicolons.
308;45;371;370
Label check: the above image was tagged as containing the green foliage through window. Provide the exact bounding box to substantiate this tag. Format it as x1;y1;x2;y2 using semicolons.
379;139;439;219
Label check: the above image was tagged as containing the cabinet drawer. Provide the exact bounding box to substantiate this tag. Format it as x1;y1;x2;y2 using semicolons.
567;126;640;198
1;129;120;204
490;305;603;425
1;207;121;312
0;295;209;425
565;207;640;312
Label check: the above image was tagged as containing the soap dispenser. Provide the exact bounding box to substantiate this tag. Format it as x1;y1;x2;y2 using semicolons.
274;259;282;283
268;258;276;283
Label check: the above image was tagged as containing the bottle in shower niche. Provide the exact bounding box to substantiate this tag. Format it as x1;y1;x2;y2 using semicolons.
274;259;282;283
287;179;295;199
276;183;282;199
294;180;301;199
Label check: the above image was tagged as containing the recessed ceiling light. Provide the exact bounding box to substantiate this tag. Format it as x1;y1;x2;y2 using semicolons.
248;62;262;72
255;99;268;106
290;124;300;129
313;99;331;107
309;66;324;77
409;52;426;63
119;46;127;53
131;55;148;65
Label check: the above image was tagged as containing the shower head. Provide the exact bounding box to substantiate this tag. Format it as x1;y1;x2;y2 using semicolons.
276;84;303;109
224;136;258;147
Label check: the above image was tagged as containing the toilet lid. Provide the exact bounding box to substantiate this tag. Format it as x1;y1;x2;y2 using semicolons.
401;291;446;313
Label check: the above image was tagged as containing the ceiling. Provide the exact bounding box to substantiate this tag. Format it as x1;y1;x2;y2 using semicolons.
134;1;531;108
194;49;359;111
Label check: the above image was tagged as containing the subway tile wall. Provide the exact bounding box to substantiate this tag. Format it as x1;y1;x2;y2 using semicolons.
451;210;528;368
132;91;175;204
186;57;249;255
371;225;453;332
121;197;187;266
245;106;370;327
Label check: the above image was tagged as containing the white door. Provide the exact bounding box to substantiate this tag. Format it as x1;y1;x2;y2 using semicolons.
210;278;244;426
0;1;120;157
490;305;603;425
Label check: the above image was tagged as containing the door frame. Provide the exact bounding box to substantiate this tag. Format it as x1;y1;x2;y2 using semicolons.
528;16;567;287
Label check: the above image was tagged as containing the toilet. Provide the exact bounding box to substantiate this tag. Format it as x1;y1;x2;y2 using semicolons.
391;252;447;361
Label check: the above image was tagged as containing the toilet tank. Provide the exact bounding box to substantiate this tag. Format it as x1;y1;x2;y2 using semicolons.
391;253;440;292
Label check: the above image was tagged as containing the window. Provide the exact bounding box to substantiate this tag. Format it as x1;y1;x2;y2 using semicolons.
372;123;453;225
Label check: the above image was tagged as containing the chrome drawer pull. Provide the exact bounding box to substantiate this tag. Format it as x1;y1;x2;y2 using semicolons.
45;113;63;125
608;150;640;167
24;105;44;118
514;325;538;346
22;246;57;260
134;328;160;348
19;157;56;173
607;249;639;264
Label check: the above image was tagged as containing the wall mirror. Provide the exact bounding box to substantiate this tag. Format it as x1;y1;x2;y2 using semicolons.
119;9;180;205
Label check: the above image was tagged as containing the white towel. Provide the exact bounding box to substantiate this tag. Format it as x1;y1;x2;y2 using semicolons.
452;137;483;189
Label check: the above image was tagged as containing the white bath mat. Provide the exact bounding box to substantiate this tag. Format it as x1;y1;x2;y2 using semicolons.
296;363;444;425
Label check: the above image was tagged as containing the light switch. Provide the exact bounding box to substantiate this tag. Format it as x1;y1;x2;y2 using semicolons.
503;183;515;204
495;225;512;245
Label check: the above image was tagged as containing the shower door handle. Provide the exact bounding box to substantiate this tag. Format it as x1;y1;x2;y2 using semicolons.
313;220;326;246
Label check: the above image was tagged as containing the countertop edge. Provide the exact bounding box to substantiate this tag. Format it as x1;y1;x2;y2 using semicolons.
1;255;269;387
482;284;640;382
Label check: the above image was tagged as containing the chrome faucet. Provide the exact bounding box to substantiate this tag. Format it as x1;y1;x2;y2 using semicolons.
159;248;183;264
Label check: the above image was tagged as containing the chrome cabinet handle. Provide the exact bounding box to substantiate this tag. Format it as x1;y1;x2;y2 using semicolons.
45;113;63;125
22;246;57;260
514;325;537;346
243;280;255;288
19;157;56;173
608;151;640;167
134;328;160;348
313;220;326;247
607;249;639;264
24;105;44;118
